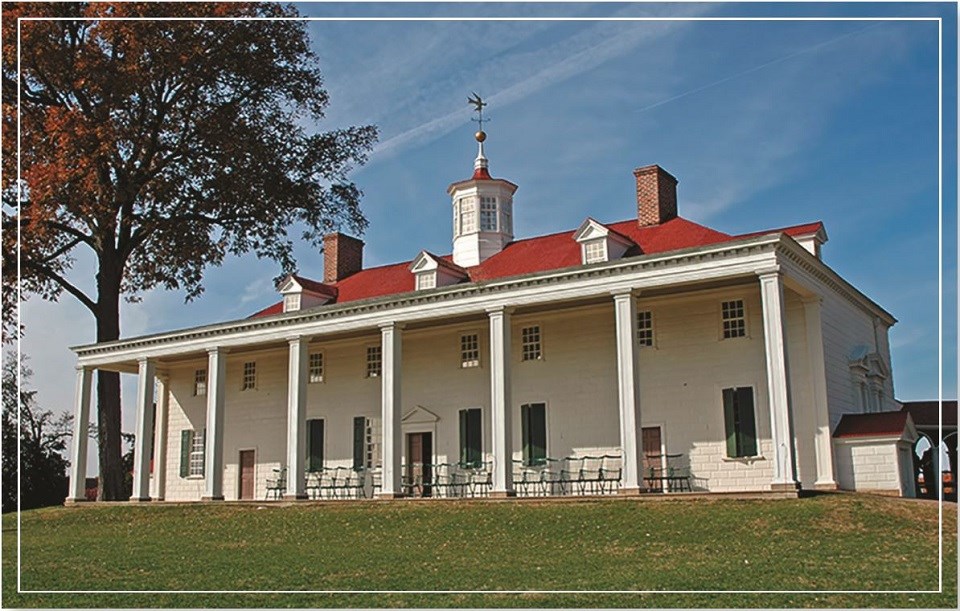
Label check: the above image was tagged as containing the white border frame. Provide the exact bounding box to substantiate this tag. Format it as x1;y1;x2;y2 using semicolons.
12;10;946;599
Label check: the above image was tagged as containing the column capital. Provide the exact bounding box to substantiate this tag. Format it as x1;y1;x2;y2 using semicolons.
285;334;304;344
378;321;406;332
756;267;782;281
611;288;639;301
206;346;226;356
485;305;515;316
136;356;154;365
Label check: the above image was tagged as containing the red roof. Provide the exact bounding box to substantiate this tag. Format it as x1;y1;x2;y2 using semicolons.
249;216;822;318
833;411;912;439
900;401;958;428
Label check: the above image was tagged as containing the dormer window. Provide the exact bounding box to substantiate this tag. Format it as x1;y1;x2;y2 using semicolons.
410;251;468;291
573;217;635;265
583;240;606;264
277;274;337;313
283;293;301;312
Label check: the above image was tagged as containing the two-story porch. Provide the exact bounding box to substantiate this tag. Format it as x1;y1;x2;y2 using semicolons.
66;230;888;503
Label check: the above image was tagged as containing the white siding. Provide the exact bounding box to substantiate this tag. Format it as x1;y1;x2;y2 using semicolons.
833;437;907;495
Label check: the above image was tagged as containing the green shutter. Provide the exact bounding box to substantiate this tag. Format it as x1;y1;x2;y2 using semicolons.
722;388;737;458
459;410;468;465
179;429;193;478
467;408;482;466
307;419;324;472
736;387;757;457
521;404;531;466
199;428;206;476
352;416;366;470
530;404;546;465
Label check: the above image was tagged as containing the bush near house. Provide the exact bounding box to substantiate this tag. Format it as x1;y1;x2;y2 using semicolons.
2;494;956;608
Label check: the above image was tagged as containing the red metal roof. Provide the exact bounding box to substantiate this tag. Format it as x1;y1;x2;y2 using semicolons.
833;411;912;439
249;216;822;318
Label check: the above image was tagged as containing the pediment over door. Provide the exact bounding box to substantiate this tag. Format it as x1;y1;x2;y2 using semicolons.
402;405;441;425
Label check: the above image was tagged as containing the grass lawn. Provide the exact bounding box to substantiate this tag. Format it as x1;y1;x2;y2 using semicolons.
1;493;956;608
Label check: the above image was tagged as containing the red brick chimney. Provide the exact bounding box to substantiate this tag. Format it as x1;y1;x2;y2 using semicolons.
634;164;678;226
323;233;364;283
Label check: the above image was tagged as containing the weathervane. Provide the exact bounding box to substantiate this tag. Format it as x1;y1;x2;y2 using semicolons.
468;92;487;142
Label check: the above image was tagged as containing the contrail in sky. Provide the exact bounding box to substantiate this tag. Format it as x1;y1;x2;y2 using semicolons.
634;23;885;115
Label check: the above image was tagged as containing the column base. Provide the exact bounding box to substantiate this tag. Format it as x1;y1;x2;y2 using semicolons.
489;490;516;499
64;497;91;506
374;492;408;500
282;494;309;501
128;497;153;503
770;482;801;493
618;487;644;496
200;495;225;501
813;481;838;491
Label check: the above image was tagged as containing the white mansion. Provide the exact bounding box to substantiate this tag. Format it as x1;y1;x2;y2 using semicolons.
67;131;906;503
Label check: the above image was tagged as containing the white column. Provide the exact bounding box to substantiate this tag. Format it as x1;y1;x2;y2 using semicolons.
202;347;226;501
285;336;309;499
378;322;404;498
151;375;170;500
803;296;837;489
758;270;799;490
613;291;644;493
487;306;515;496
67;366;93;503
130;358;156;502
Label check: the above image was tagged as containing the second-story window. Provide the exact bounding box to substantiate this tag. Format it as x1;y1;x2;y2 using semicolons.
636;310;654;347
194;369;207;397
309;352;324;383
241;361;256;390
460;333;480;368
721;300;746;339
521;325;542;361
366;346;382;378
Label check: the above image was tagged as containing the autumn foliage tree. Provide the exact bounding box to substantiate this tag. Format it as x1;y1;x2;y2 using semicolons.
1;3;377;500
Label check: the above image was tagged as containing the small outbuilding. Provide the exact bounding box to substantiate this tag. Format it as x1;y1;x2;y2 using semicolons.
833;411;918;498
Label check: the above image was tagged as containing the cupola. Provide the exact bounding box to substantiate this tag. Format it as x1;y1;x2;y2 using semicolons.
447;96;518;268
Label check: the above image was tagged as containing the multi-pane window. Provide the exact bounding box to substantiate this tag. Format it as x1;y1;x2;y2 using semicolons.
521;325;542;361
460;197;477;233
366;346;382;378
309;352;324;383
416;273;436;291
193;369;207;397
460;333;480;368
459;408;482;467
583;240;606;264
722;387;757;458
521;403;547;466
241;361;256;390
480;197;498;231
637;310;654;347
453;200;461;237
283;293;301;312
721;299;746;339
189;429;205;476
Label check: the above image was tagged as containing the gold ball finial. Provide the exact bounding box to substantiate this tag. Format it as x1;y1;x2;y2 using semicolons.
475;130;487;143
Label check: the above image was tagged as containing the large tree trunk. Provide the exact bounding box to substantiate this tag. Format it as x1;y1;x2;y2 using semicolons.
94;256;125;501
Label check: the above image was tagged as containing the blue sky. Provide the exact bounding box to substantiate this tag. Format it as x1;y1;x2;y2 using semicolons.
18;2;957;460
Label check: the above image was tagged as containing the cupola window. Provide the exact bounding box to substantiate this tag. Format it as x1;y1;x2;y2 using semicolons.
460;197;477;233
480;197;498;231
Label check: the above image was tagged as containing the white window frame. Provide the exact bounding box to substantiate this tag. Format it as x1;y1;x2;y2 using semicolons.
636;310;654;347
480;196;498;231
309;351;324;384
460;332;481;369
720;299;747;339
416;272;436;291
366;345;383;378
460;197;477;233
521;325;543;362
582;239;607;264
241;361;257;391
283;293;301;312
193;369;207;397
501;199;513;234
189;429;205;477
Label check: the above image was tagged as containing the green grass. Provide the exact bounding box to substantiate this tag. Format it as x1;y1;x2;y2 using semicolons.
2;493;956;607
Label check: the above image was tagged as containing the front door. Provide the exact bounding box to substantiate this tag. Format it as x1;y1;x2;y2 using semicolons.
239;450;255;500
406;432;433;497
641;426;663;492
